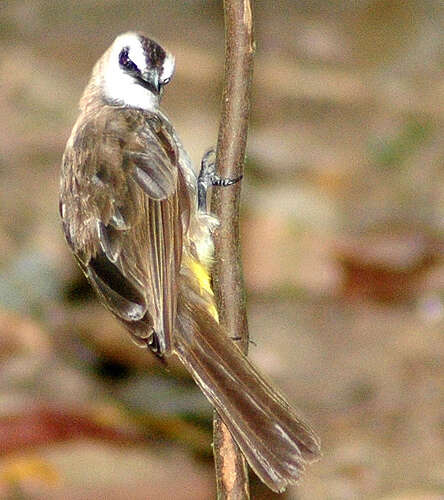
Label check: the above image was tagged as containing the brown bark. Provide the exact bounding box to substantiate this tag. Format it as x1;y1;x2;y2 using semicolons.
211;0;255;498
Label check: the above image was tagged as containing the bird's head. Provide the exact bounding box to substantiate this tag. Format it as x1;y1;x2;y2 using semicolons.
97;32;175;111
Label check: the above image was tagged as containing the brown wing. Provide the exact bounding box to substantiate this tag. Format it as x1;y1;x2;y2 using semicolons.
60;106;185;355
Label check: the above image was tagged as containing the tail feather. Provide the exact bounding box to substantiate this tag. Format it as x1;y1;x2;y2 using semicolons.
174;297;321;493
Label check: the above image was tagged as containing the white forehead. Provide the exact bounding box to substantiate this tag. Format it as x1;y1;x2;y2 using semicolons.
112;32;147;73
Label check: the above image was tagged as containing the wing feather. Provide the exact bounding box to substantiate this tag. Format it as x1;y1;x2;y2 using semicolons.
61;106;185;355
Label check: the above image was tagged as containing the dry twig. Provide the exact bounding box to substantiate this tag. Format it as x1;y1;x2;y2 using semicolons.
210;0;255;498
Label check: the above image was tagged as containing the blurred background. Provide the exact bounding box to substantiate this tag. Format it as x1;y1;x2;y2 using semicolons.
0;1;443;498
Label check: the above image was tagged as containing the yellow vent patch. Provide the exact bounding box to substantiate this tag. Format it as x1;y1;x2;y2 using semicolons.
184;255;219;322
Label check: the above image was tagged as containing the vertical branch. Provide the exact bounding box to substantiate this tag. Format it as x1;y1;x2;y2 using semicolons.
211;0;255;498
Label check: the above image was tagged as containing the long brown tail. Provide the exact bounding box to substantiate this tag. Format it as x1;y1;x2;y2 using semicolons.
174;293;321;493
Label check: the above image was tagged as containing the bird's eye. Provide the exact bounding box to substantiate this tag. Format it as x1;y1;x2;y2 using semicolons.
162;77;171;85
119;48;140;73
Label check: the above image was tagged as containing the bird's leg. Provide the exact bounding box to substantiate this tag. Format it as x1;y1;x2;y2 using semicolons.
197;148;243;212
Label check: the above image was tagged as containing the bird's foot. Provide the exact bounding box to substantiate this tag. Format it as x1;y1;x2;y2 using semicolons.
197;148;243;212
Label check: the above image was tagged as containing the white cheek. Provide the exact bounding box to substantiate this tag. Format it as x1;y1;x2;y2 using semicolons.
103;66;159;111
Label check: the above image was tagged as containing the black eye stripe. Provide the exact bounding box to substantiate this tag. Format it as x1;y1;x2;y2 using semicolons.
119;47;140;74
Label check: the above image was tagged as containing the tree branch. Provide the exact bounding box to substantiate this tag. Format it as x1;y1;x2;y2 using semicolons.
211;0;255;498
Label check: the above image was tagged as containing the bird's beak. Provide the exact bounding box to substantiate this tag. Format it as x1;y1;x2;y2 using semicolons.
141;71;161;95
152;72;161;94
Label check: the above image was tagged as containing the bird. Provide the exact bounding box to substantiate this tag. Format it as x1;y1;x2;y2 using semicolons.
59;32;321;492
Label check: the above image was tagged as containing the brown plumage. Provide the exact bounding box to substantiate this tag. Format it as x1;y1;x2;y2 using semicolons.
60;32;320;492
